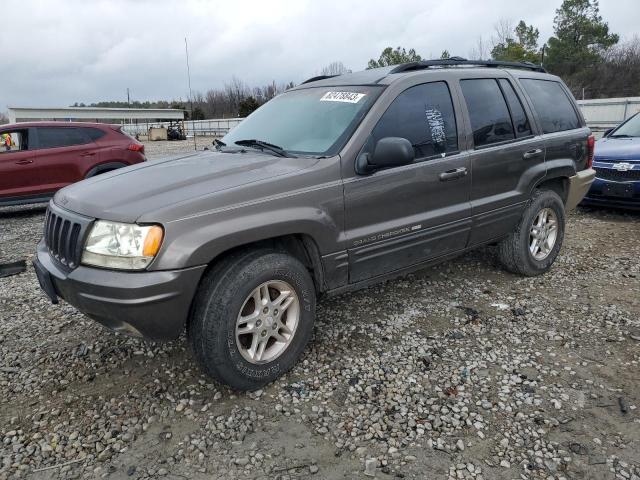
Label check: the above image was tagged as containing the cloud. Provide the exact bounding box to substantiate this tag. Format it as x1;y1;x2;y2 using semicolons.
0;0;637;111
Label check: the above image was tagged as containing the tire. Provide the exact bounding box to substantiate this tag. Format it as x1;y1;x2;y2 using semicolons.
497;189;565;276
188;249;316;391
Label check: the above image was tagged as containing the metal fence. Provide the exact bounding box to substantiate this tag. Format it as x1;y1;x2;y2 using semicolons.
122;118;244;137
577;97;640;134
119;98;640;139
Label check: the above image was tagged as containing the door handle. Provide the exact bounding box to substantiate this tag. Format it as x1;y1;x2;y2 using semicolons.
523;148;543;160
439;167;468;181
15;159;33;165
81;152;96;157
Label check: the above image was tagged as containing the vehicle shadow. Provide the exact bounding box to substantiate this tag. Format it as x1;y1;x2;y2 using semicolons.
577;204;640;220
0;204;47;219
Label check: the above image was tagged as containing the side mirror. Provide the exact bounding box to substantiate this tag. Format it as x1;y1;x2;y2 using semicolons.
603;128;614;137
356;137;414;174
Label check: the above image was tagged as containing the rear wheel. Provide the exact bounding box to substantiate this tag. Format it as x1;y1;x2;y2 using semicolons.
497;189;565;276
188;250;316;390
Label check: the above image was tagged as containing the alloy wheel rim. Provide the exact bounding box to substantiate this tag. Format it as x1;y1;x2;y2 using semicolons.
235;280;300;364
529;207;558;261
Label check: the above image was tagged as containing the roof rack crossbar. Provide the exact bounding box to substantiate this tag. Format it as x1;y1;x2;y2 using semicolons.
389;57;546;74
301;74;339;84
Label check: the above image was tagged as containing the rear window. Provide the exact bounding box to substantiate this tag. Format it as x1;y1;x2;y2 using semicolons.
84;127;106;141
460;79;514;147
520;79;580;134
37;127;92;149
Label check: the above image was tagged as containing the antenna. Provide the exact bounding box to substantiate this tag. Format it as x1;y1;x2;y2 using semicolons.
185;37;197;151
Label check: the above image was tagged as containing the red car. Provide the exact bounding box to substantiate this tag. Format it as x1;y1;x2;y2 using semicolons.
0;122;146;206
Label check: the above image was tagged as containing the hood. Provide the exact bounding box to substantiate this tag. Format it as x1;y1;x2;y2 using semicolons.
594;136;640;162
54;150;317;223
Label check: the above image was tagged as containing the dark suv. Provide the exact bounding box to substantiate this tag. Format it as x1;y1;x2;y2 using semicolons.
33;59;595;390
0;122;145;206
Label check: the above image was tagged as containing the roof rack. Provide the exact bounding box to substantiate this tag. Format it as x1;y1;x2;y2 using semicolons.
389;57;546;74
301;74;339;84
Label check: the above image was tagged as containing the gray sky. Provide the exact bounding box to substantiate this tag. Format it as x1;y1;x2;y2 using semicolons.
1;0;638;112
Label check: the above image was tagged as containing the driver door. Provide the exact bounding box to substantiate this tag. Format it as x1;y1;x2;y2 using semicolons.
344;81;472;283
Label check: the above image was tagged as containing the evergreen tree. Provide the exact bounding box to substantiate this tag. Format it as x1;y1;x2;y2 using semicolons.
545;0;618;76
491;21;541;63
238;97;260;117
367;47;422;69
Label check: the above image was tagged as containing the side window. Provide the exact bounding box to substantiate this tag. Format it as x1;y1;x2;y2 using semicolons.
0;130;29;153
372;81;458;159
84;127;106;141
498;79;532;138
520;79;580;134
37;127;91;149
460;79;514;147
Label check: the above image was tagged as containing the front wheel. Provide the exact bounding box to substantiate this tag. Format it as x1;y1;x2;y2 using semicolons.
188;250;316;390
497;189;565;276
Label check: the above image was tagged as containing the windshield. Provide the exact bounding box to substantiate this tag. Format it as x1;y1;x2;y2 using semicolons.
610;113;640;137
222;86;383;156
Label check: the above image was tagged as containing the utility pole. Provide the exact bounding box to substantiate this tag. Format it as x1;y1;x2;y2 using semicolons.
185;37;197;151
126;88;131;126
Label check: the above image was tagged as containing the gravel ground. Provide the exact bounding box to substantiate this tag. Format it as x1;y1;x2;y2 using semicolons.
1;141;639;479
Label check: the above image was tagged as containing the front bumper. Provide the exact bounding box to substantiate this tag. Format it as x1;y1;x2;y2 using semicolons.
35;240;206;340
581;176;640;211
566;168;596;211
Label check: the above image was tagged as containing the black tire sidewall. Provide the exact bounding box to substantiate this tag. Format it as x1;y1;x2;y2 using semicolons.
200;252;315;389
519;191;565;274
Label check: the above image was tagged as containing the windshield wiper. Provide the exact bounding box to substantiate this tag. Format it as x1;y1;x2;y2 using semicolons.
233;139;296;158
609;134;635;138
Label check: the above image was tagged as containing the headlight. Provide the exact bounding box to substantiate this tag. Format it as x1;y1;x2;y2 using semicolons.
81;220;164;270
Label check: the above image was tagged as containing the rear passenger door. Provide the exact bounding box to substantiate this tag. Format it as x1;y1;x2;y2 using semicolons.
344;81;472;283
458;77;546;246
33;127;96;190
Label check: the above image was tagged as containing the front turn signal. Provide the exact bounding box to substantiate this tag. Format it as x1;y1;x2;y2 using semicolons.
143;225;164;257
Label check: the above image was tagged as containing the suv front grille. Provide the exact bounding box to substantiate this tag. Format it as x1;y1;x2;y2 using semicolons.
594;166;640;182
43;205;92;270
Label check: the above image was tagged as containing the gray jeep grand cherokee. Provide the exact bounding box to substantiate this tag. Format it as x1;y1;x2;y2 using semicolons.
34;58;595;390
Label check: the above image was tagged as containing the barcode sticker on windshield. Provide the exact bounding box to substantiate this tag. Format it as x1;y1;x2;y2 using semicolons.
320;91;366;103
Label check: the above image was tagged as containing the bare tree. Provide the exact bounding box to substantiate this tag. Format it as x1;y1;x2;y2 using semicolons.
0;112;8;125
468;36;489;60
320;61;351;76
492;18;515;48
573;36;640;98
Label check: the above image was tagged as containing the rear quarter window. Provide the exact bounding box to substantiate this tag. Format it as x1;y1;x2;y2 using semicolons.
84;127;106;141
520;79;580;134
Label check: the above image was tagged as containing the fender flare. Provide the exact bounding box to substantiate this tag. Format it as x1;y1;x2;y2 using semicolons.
85;162;128;178
530;158;576;193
